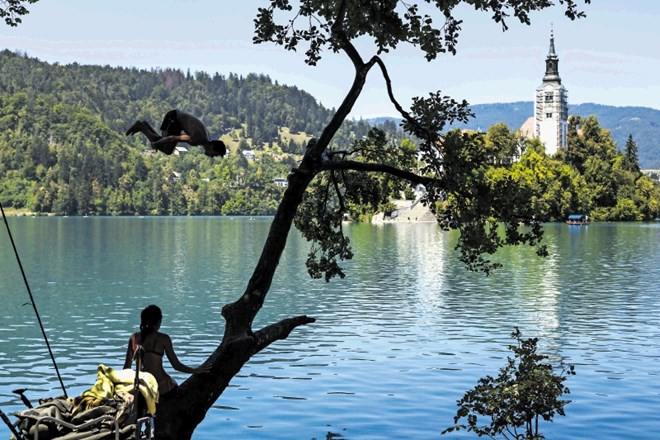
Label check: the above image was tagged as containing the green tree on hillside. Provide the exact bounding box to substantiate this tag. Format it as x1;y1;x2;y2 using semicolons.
623;134;641;174
485;122;522;165
561;115;588;173
513;141;588;220
557;115;660;221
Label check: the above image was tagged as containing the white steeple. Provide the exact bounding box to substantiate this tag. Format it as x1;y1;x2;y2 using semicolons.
534;29;568;155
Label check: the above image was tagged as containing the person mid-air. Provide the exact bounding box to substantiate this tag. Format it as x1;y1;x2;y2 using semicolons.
126;109;226;157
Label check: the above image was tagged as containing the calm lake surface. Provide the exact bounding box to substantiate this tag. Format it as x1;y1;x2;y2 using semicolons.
1;217;659;439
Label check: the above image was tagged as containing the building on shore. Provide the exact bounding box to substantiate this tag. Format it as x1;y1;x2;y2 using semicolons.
521;30;569;155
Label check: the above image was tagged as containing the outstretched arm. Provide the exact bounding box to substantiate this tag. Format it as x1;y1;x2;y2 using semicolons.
162;334;209;374
123;336;134;370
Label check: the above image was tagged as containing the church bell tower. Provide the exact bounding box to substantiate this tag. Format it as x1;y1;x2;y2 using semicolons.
534;30;568;155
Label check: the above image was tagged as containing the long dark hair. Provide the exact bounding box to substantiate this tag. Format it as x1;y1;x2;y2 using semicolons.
139;304;162;341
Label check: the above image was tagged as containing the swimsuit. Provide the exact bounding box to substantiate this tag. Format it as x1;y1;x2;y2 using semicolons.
131;333;178;395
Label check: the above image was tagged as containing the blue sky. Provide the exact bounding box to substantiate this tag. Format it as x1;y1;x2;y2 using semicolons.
0;1;658;118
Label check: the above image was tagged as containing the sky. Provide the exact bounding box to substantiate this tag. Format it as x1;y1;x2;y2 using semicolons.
0;0;658;119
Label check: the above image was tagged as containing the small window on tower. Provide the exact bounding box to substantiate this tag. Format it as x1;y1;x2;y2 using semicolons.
545;93;553;102
546;112;553;118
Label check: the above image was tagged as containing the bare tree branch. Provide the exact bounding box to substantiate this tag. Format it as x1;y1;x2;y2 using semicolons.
330;171;346;211
320;159;437;187
371;55;434;141
331;0;364;69
253;315;317;353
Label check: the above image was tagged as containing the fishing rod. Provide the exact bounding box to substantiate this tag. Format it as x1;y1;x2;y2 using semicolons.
0;202;68;398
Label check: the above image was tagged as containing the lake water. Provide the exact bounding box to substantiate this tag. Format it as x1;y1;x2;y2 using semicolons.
1;217;659;439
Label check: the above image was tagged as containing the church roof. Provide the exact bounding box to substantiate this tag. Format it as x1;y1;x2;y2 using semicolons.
519;116;535;140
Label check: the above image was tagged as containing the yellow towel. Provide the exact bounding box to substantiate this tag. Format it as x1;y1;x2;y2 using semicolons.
80;364;159;415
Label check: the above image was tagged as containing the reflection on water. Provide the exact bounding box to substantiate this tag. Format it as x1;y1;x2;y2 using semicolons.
1;218;660;439
536;251;560;334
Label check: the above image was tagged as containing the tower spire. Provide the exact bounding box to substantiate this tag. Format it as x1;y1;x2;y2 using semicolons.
543;28;561;83
549;25;556;56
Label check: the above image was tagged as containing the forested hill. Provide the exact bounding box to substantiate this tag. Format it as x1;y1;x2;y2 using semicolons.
0;49;376;149
0;49;391;216
447;102;660;169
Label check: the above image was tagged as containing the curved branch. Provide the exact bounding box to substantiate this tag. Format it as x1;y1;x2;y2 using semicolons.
330;171;346;211
313;1;376;154
372;56;415;125
372;55;437;143
320;159;438;186
332;1;364;69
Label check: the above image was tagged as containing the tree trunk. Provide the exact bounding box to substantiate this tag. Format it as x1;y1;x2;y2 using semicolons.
152;24;369;437
153;335;257;439
151;140;335;439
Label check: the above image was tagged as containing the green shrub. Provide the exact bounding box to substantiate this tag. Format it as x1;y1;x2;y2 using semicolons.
443;328;575;439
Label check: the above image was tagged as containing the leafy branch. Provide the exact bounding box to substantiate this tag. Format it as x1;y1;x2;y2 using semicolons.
443;328;576;439
0;0;37;26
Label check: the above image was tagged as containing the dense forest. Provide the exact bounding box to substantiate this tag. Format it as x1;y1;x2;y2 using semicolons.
1;49;659;221
0;49;402;216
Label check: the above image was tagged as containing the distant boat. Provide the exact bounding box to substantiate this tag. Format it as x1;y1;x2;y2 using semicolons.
567;214;589;225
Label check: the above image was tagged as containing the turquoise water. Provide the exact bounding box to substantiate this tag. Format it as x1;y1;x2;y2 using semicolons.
1;217;659;439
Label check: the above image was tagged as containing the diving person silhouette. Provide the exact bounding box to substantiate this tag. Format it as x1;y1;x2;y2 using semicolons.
126;109;226;157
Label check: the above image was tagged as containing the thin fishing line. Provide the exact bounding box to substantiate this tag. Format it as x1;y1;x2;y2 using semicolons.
0;202;68;398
